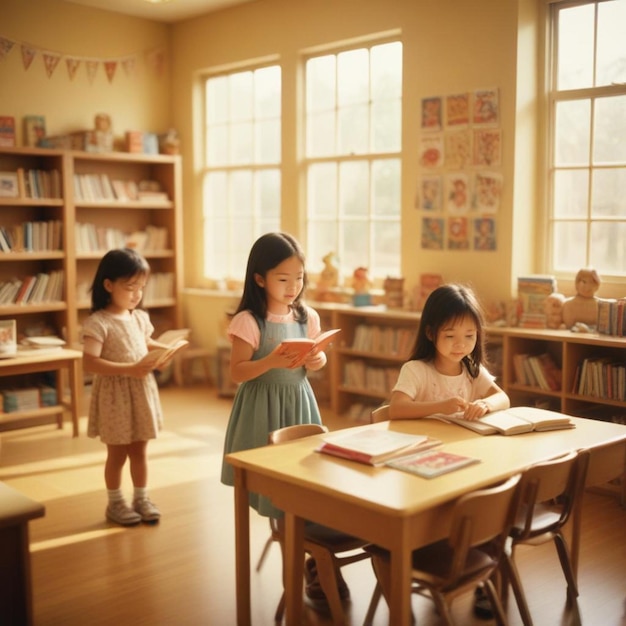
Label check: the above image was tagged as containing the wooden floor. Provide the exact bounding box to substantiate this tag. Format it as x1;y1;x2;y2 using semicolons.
1;385;625;626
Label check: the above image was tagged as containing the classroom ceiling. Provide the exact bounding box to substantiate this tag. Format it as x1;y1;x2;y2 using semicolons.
63;0;257;23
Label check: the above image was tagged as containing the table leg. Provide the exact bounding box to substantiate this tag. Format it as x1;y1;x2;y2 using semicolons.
283;512;304;625
389;545;413;626
68;359;81;437
233;468;251;626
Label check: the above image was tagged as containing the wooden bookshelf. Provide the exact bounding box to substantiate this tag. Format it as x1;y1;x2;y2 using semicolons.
0;147;183;432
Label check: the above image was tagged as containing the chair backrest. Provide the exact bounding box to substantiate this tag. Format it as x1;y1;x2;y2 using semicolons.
446;473;522;582
370;405;390;423
513;449;589;539
269;423;328;444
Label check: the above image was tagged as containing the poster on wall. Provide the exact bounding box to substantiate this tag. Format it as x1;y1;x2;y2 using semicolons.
473;217;497;251
421;96;443;131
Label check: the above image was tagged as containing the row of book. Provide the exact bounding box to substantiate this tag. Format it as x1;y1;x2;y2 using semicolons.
351;324;416;358
4;168;63;200
0;271;64;306
75;271;173;305
512;352;562;391
343;359;400;394
572;357;626;402
0;220;63;253
73;174;169;203
75;223;169;253
1;386;58;413
597;298;626;337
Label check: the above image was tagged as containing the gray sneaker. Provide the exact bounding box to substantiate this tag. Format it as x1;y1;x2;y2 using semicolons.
133;497;161;523
106;500;142;526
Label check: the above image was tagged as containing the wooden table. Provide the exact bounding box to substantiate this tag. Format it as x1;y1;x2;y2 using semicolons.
226;416;626;626
0;348;83;437
0;482;45;626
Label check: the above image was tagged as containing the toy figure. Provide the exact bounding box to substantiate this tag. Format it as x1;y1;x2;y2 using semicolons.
544;292;566;330
352;267;372;295
561;268;601;330
317;252;339;292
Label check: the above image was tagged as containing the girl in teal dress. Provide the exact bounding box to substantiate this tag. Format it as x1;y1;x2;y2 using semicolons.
220;232;327;518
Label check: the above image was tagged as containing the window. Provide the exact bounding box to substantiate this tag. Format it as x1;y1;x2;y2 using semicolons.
202;65;281;282
548;0;626;277
304;41;403;280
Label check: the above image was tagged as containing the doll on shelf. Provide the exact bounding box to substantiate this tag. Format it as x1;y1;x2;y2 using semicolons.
561;268;601;331
352;267;372;295
544;292;566;330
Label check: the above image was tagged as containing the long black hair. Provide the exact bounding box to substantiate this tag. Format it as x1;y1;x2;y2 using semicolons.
409;283;486;378
90;248;150;312
234;232;308;323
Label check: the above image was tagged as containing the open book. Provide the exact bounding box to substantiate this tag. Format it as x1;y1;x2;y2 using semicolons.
279;328;341;360
139;332;190;369
386;449;480;478
316;428;441;466
433;406;575;436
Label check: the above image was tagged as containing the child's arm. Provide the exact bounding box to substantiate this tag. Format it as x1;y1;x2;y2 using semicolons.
462;382;510;420
83;336;156;378
388;390;468;420
229;336;300;383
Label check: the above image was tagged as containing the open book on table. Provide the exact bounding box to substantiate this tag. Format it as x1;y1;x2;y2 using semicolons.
279;328;341;360
139;332;190;369
386;449;480;478
316;428;441;466
432;406;575;436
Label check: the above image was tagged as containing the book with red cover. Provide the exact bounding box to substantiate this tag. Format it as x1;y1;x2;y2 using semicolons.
386;449;480;478
316;428;440;466
279;328;341;359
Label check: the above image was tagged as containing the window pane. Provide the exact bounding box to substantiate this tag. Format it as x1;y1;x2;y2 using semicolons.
338;104;368;155
307;111;336;157
207;124;228;166
308;163;337;219
230;171;253;215
254;65;281;118
554;100;590;166
308;221;338;274
337;49;368;106
552;221;587;272
590;221;626;274
206;76;229;124
557;4;594;90
255;118;280;163
339;161;368;217
255;169;281;219
593;95;626;163
341;220;369;270
372;99;401;153
306;55;336;112
596;1;626;87
230;71;253;121
204;217;229;278
553;169;588;218
203;171;228;218
231;121;253;164
372;221;401;276
371;42;402;100
372;159;400;217
591;168;626;217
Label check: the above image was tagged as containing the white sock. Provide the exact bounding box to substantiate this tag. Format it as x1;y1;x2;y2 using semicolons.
107;488;124;504
134;487;148;501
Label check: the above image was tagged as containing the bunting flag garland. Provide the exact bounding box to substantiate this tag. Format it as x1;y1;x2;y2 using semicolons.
66;57;81;81
0;34;165;84
0;37;14;60
43;52;61;78
21;44;36;70
104;60;117;83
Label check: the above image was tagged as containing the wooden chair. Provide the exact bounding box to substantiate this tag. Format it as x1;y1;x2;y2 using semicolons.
262;423;373;625
365;473;522;626
501;449;590;626
370;404;390;423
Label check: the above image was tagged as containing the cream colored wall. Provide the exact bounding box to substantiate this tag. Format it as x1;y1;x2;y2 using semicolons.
1;0;171;144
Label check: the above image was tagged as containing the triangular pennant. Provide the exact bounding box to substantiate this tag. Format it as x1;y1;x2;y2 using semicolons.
43;52;61;78
21;44;36;70
122;57;136;77
86;60;98;84
104;60;117;83
66;57;81;81
0;37;15;61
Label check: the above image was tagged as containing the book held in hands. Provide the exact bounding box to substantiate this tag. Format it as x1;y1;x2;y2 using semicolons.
386;449;480;478
139;329;190;369
279;328;341;360
432;406;575;436
316;428;441;466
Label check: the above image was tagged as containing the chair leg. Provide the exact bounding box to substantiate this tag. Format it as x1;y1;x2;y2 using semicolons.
312;549;346;625
255;534;275;572
363;581;382;626
553;534;579;600
502;551;533;626
484;579;509;626
430;590;454;626
274;592;285;623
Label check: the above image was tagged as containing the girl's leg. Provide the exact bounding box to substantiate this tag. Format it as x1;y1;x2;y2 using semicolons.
128;440;160;523
104;444;141;526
